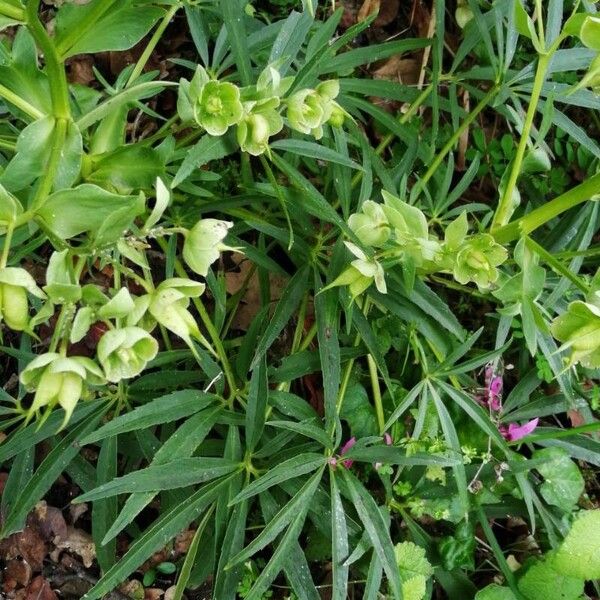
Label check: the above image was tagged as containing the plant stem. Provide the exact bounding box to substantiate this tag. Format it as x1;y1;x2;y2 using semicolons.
127;3;180;87
25;0;70;119
367;354;385;433
525;237;589;294
414;84;499;196
260;154;294;249
31;117;67;211
0;82;44;120
0;223;14;268
492;171;600;244
491;53;550;229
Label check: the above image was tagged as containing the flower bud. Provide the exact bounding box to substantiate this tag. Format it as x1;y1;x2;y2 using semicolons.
0;267;45;331
97;327;159;383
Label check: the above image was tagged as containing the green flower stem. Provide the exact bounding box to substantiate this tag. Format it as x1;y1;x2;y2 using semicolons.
491;52;551;229
0;0;24;20
158;239;238;403
415;83;499;196
492;171;600;244
525;237;589;294
0;82;44;120
25;0;70;119
367;353;385;434
126;3;180;87
0;223;14;268
54;0;120;58
30;117;67;211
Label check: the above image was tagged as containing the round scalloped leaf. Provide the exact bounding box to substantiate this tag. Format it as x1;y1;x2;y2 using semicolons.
554;510;600;580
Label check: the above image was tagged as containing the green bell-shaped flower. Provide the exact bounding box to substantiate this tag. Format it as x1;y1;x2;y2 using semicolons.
21;353;104;426
286;80;339;139
148;278;205;344
348;200;390;247
0;267;46;331
551;300;600;368
327;242;386;301
183;218;240;277
97;327;158;383
453;234;507;290
237;97;284;156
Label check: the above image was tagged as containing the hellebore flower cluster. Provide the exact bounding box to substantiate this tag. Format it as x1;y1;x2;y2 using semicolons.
178;64;343;156
328;194;508;302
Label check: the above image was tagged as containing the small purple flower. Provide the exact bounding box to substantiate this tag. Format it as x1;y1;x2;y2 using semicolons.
500;418;539;442
488;376;503;411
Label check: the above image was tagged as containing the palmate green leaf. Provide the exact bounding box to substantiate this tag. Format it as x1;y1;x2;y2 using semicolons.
244;503;314;600
228;468;323;568
220;0;252;85
342;468;402;599
213;499;249;600
246;356;269;452
74;458;240;502
428;383;469;517
271;139;363;170
102;406;222;544
81;474;236;600
250;265;309;369
330;471;349;600
172;506;214;600
259;491;320;600
269;9;313;75
171;131;238;188
267;419;331;448
0;399;104;463
343;446;459;467
80;390;216;446
1;407;107;537
230;453;327;504
270;153;355;240
92;437;118;573
55;0;164;58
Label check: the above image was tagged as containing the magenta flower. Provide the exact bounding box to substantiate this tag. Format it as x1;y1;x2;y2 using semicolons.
329;437;357;469
500;418;539;442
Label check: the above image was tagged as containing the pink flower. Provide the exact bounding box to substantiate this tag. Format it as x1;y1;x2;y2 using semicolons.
488;376;503;411
500;418;539;442
329;437;357;469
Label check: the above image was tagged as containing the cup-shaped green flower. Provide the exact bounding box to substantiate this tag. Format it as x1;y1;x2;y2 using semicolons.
21;353;104;426
348;201;390;247
183;218;240;277
97;327;158;383
178;66;243;136
327;242;386;301
286;80;339;139
0;267;46;331
237;98;284;156
148;278;205;344
575;53;600;95
551;301;600;368
453;234;507;290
